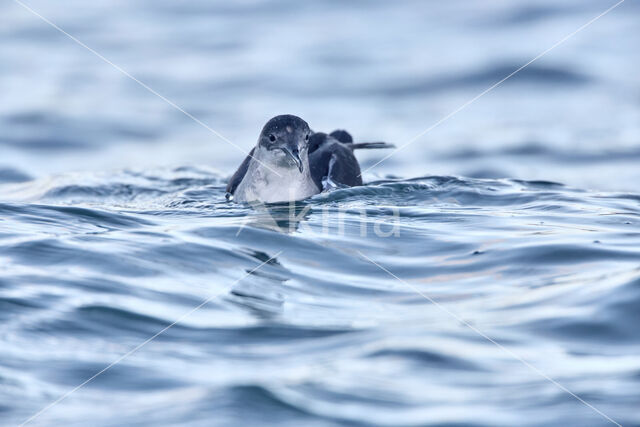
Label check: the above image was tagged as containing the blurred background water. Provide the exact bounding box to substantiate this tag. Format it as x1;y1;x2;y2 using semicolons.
1;0;640;426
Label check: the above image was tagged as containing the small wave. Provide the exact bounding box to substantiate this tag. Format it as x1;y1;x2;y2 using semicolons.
367;348;482;371
0;167;31;183
443;144;640;164
2;169;640;426
376;64;589;97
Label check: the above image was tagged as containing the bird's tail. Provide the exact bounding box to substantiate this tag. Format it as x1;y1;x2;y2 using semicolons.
349;142;395;150
329;130;395;150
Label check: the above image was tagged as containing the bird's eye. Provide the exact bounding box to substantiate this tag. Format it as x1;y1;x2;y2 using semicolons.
305;134;309;141
269;134;276;142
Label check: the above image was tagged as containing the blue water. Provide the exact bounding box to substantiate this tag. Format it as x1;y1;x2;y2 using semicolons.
2;0;640;426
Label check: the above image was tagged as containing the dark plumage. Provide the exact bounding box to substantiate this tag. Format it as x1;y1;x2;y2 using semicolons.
308;132;363;189
226;147;254;197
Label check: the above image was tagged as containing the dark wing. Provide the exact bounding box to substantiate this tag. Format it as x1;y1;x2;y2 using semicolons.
309;134;362;190
324;147;363;188
308;129;393;191
329;129;353;143
225;147;255;196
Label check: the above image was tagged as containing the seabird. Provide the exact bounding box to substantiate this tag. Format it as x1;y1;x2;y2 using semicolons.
226;115;394;203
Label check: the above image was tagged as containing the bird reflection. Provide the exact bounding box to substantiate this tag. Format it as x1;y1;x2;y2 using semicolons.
235;200;313;235
227;249;291;319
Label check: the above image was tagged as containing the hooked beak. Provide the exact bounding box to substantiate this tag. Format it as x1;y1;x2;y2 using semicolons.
280;146;303;173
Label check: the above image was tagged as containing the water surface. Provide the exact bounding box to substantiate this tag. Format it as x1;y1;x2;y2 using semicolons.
1;0;640;425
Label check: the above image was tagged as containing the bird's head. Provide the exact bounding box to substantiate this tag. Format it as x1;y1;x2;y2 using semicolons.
257;115;311;173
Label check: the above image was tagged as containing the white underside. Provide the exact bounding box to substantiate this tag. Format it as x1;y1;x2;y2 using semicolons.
234;159;319;203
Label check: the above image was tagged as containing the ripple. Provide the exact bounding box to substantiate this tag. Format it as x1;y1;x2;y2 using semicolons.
377;64;589;97
2;170;640;426
0;167;32;183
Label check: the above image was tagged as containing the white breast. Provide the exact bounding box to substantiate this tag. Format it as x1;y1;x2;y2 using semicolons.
234;160;319;203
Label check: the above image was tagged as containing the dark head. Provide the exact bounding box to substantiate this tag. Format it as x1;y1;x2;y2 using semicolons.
257;115;311;172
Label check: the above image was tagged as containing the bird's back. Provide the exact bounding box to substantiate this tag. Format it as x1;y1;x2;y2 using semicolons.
308;132;363;190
